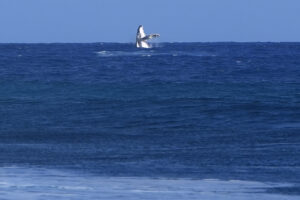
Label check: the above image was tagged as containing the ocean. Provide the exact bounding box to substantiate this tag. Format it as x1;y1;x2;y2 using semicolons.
0;43;299;199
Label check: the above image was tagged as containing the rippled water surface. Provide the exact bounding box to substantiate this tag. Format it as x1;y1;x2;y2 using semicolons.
0;43;299;199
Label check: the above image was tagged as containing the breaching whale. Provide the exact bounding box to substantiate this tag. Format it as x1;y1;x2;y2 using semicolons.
136;25;160;48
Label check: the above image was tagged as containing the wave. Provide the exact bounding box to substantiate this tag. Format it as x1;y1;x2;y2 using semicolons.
0;167;297;200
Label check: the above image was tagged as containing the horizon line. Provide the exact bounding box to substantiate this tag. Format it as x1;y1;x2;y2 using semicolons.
0;41;300;44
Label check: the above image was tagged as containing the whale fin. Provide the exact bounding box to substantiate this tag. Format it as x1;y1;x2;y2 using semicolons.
136;25;160;48
142;34;160;41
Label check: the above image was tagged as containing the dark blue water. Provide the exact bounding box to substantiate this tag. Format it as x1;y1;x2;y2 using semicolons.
0;43;300;188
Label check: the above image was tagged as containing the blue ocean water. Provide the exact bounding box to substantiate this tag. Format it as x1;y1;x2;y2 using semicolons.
0;43;300;199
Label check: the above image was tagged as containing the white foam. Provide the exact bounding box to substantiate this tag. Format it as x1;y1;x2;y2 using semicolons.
0;167;297;200
96;50;213;58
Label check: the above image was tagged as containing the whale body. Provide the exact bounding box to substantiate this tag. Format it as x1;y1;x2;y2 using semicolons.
136;25;160;48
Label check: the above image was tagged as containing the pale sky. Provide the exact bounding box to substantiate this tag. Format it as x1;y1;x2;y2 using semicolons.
0;0;299;43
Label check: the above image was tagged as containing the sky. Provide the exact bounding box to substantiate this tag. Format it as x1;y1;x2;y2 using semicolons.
0;0;300;43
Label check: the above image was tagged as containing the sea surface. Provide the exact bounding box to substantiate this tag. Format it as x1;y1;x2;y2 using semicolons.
0;43;299;199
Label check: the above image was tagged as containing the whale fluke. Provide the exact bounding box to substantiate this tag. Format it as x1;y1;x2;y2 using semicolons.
136;25;160;48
